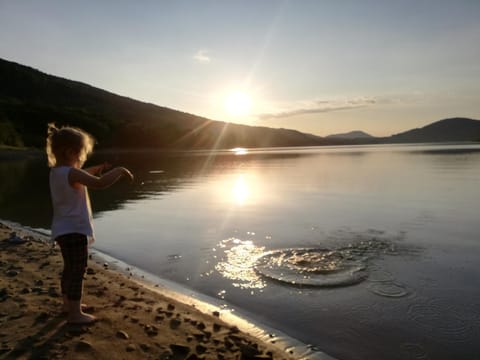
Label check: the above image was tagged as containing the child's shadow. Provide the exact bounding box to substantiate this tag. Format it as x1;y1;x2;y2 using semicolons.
7;313;91;359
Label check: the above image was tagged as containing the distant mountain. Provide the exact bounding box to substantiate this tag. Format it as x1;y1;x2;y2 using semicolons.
0;58;328;149
384;118;480;143
326;130;374;140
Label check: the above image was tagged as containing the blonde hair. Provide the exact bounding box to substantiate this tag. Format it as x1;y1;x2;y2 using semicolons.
46;123;95;167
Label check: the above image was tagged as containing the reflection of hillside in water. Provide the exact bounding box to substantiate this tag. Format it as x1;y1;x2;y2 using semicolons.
0;158;51;228
0;150;313;229
2;145;480;230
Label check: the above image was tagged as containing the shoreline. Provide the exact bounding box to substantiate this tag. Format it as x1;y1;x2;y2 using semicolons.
0;220;336;360
1;141;479;158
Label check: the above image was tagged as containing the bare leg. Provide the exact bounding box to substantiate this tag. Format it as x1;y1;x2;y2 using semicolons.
62;294;87;313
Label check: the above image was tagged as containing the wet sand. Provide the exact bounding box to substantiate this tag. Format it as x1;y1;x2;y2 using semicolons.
0;221;297;360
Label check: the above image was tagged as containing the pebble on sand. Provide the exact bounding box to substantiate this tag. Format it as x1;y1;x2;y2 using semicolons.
170;318;182;329
6;270;18;277
170;344;191;358
116;330;130;340
126;343;136;352
75;340;93;352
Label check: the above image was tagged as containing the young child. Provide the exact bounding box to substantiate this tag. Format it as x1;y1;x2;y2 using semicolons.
46;123;133;324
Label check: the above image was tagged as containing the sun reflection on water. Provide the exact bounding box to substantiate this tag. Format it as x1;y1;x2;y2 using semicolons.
232;175;249;205
215;173;260;206
230;147;248;155
215;238;266;289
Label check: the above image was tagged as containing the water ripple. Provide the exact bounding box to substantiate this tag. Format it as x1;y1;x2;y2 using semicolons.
407;298;476;344
215;230;421;290
367;281;411;298
255;248;367;287
400;343;430;360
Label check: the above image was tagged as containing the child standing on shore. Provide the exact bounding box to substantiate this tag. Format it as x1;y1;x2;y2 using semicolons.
46;123;133;324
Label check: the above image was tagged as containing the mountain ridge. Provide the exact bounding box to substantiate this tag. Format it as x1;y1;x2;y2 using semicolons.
0;58;330;149
326;130;374;139
1;58;479;149
383;117;480;143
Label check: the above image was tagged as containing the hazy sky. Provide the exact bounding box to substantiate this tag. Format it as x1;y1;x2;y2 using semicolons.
1;0;479;136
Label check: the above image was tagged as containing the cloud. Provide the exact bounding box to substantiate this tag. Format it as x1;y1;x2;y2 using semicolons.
257;97;377;120
193;50;211;64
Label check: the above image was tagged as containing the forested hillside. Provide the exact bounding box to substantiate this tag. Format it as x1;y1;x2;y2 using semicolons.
0;58;326;149
1;58;478;149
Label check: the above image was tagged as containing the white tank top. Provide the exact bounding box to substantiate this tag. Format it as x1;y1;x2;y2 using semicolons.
50;166;94;240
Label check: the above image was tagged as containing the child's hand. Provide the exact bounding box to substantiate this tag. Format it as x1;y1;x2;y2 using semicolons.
121;167;134;182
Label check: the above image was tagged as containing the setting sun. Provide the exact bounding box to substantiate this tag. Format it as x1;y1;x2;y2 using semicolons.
225;92;251;117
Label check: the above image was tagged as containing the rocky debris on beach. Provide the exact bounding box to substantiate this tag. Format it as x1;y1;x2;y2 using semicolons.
75;340;94;352
126;343;137;352
0;222;295;360
7;232;28;244
116;330;130;339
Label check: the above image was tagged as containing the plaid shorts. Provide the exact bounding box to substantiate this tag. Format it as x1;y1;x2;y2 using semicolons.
56;233;88;301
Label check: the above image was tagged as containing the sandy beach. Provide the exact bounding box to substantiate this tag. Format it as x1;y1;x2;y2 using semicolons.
0;221;298;360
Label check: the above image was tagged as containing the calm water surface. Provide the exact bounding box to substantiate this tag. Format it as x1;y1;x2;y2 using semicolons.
1;144;480;360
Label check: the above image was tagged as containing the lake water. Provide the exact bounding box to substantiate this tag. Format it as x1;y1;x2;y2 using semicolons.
1;143;480;360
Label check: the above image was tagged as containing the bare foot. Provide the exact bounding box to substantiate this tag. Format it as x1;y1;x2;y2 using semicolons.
67;312;96;324
62;303;88;313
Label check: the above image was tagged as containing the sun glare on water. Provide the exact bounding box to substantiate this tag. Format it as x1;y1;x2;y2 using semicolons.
225;92;251;117
232;175;249;205
214;173;262;207
230;147;248;155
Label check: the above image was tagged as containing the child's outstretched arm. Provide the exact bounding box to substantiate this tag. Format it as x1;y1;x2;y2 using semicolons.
83;162;111;175
69;167;134;189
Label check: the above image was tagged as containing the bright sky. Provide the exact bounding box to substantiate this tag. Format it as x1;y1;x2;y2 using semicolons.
1;0;479;136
